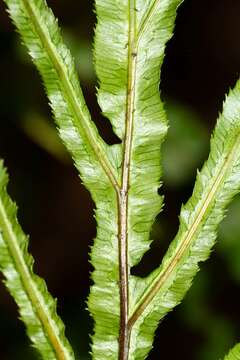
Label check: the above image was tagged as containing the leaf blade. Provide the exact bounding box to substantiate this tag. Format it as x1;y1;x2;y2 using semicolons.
3;0;124;358
225;343;240;360
129;79;240;359
91;0;183;358
4;0;120;190
0;162;74;360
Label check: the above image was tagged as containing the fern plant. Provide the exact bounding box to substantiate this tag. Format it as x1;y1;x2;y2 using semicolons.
1;0;240;359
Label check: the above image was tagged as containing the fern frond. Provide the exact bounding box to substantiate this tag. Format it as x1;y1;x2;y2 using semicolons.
128;79;240;358
3;0;120;191
0;162;74;360
3;0;122;357
225;343;240;360
4;0;240;359
90;0;183;358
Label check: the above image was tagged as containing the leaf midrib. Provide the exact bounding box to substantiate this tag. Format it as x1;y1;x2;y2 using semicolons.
118;0;137;358
119;0;171;355
21;0;120;191
129;133;240;327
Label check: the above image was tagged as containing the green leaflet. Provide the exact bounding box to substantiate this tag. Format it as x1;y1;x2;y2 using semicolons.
91;0;183;359
4;0;122;358
95;0;183;266
4;0;120;190
127;81;240;359
0;162;74;359
225;343;240;360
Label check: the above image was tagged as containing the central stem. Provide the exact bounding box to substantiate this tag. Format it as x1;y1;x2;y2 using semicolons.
118;1;137;359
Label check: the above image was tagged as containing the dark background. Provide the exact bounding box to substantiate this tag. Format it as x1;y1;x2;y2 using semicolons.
0;0;240;359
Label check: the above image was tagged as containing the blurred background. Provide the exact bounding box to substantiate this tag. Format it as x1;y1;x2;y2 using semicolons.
0;0;240;358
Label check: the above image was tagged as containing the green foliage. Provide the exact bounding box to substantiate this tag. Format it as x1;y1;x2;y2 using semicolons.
0;162;74;359
126;80;240;359
1;0;240;359
225;343;240;360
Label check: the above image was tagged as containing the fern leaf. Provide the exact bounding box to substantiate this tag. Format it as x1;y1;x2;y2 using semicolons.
3;0;120;191
127;80;240;358
4;0;240;359
3;0;122;357
225;343;240;360
0;162;74;360
90;0;183;358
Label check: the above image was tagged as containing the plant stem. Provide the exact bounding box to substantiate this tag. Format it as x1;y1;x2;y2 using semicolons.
118;0;137;358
